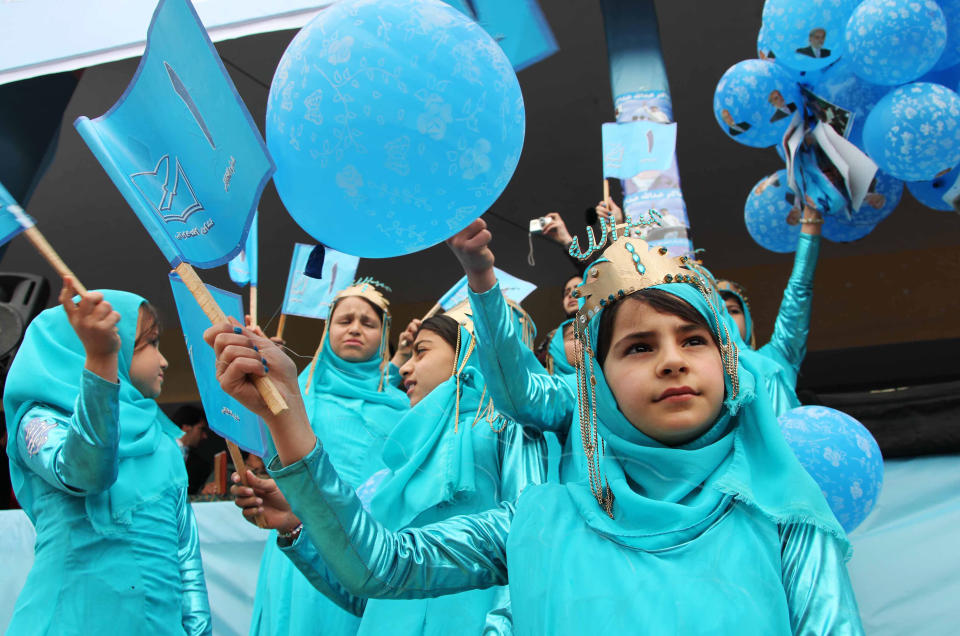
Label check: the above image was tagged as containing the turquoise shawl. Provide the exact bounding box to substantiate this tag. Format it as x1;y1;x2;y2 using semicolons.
4;291;184;533
370;324;490;530
547;318;575;376
566;282;847;552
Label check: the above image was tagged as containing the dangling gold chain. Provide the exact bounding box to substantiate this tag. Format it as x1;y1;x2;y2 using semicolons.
575;319;614;518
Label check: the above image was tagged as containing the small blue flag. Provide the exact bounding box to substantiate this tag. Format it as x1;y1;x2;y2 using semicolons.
444;0;558;71
439;267;536;311
169;272;269;456
74;0;274;269
602;120;677;179
0;181;33;247
281;243;360;320
227;210;258;286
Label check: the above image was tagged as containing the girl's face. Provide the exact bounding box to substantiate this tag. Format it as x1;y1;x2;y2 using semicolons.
562;276;583;315
129;306;168;399
398;328;456;407
724;297;748;342
601;299;724;446
328;297;382;362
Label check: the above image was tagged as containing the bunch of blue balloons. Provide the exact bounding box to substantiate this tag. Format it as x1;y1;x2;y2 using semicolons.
717;0;960;252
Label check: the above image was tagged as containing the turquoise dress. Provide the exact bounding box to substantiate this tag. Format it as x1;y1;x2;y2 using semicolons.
275;324;545;635
250;339;408;636
4;291;210;635
263;281;863;635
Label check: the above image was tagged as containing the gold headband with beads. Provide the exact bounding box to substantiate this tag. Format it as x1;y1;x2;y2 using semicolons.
332;276;392;314
567;220;740;518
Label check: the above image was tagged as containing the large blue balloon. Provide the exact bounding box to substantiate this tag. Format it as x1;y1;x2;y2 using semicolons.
266;0;525;258
803;59;890;148
863;82;960;181
762;0;860;71
845;0;947;85
778;406;883;533
823;214;877;242
713;59;802;148
745;170;802;252
933;0;960;70
847;171;903;225
906;163;960;210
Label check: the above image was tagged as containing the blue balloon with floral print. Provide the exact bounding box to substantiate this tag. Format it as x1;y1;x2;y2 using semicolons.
778;406;883;533
713;59;803;148
863;82;960;181
762;0;860;72
844;0;947;86
847;171;903;226
266;0;525;258
823;215;876;242
906;163;960;211
744;169;802;252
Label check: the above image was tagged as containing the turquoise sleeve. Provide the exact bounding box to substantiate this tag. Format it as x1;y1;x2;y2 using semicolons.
278;530;367;616
176;487;212;635
269;440;511;599
16;369;120;495
780;522;865;636
468;283;576;439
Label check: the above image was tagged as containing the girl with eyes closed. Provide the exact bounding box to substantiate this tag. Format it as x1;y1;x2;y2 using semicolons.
248;280;409;636
212;221;862;635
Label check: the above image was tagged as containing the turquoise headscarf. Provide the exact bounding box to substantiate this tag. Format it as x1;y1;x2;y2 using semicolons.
370;323;493;530
718;284;755;349
547;318;575;376
4;291;185;533
566;282;847;552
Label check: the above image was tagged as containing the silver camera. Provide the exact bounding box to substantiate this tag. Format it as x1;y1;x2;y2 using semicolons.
529;217;548;234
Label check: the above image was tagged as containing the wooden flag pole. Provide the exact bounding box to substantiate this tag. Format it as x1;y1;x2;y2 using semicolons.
603;178;611;206
275;314;287;341
249;285;258;327
22;226;88;295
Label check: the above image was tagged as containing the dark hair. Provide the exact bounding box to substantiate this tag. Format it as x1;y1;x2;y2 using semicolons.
330;295;384;325
418;315;460;350
562;274;583;299
171;404;205;429
595;288;718;366
718;290;744;313
134;302;161;350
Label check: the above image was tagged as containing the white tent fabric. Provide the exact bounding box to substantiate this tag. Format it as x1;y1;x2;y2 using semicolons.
2;456;959;634
0;0;334;86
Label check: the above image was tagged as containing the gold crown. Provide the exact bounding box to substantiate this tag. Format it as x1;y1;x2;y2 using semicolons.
443;298;475;334
572;235;699;324
333;277;391;314
716;279;750;305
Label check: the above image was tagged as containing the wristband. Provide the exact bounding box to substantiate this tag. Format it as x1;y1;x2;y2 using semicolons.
278;522;303;541
799;217;823;225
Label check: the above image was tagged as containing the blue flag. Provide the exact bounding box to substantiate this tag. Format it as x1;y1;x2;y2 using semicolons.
74;0;274;269
227;210;258;286
169;272;269;456
0;181;33;247
439;266;536;311
444;0;558;71
281;243;360;320
602;120;677;179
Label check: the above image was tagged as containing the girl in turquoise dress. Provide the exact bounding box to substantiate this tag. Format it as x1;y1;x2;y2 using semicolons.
233;307;543;635
209;218;863;635
248;280;409;636
4;278;210;635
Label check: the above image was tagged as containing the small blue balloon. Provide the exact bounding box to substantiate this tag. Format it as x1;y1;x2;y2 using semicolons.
778;405;883;533
845;0;947;85
762;0;860;71
745;169;802;252
266;0;525;258
714;59;803;148
823;214;877;242
933;0;960;70
906;163;960;210
863;82;960;181
803;59;890;148
846;171;903;225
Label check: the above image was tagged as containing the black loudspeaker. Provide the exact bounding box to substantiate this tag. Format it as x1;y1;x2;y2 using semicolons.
0;272;51;373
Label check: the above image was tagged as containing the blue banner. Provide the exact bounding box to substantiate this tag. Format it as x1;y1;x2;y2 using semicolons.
0;181;32;248
602;120;677;179
168;272;269;456
74;0;274;269
227;210;258;286
439;266;536;311
281;243;360;320
443;0;557;71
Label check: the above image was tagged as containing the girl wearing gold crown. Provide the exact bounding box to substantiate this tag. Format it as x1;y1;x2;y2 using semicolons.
209;219;862;635
233;286;544;635
247;280;409;636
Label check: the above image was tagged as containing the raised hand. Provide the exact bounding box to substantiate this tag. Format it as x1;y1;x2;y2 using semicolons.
394;318;422;361
60;277;121;382
541;212;573;247
596;198;624;224
230;469;300;531
446;218;496;293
